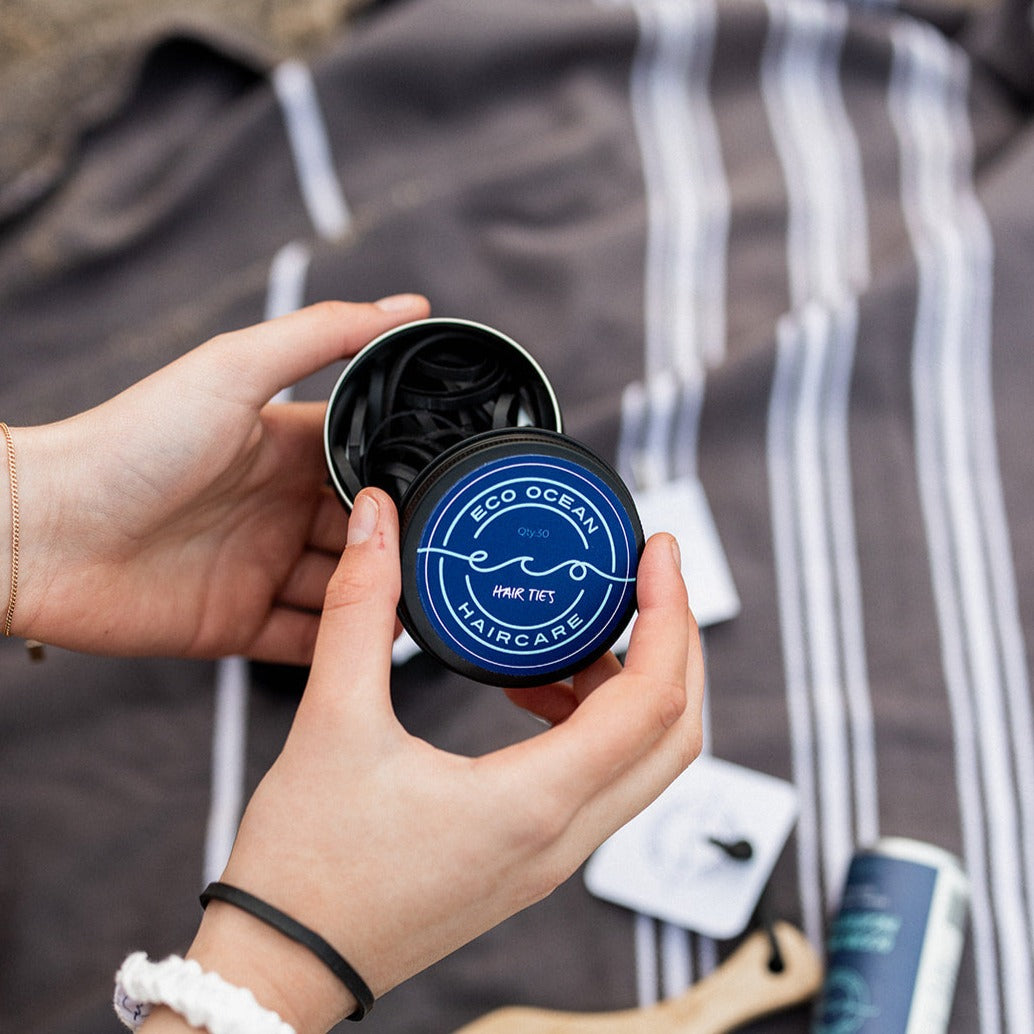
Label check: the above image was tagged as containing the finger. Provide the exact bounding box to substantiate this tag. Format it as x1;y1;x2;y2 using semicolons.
257;401;328;483
548;701;703;878
245;607;323;667
277;549;340;612
567;650;623;705
209;296;431;406
622;533;691;686
503;684;579;726
560;658;704;861
301;489;401;721
308;490;349;555
564;547;704;845
504;651;621;725
501;534;692;809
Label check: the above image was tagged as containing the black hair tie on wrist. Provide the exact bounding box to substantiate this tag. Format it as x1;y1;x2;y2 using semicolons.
199;881;374;1021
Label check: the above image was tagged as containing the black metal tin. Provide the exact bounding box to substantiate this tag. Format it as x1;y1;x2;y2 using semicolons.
324;318;643;687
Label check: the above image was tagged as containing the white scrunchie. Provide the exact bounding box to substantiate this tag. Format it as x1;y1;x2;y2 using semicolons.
114;952;297;1034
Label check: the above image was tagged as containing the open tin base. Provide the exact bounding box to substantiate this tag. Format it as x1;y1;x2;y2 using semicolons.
324;319;643;687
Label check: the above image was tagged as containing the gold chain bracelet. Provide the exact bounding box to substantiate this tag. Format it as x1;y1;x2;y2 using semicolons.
1;423;44;659
1;421;19;638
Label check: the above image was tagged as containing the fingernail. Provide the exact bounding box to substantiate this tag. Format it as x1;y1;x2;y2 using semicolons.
670;535;682;570
347;492;380;546
374;293;424;313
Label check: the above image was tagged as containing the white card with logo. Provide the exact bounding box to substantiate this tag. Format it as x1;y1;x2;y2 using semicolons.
584;755;798;940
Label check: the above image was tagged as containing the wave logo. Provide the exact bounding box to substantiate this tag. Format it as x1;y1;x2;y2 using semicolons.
813;969;882;1034
413;455;639;678
416;548;637;585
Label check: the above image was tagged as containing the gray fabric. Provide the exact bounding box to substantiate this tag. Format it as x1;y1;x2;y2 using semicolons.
0;0;374;218
1;0;1032;1031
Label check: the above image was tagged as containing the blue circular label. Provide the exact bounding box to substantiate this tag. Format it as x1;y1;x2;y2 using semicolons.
414;454;639;679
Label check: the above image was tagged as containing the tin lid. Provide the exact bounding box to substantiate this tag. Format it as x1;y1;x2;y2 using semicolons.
399;429;643;687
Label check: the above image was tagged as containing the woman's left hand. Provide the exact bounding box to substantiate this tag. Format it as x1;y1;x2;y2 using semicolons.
9;295;429;662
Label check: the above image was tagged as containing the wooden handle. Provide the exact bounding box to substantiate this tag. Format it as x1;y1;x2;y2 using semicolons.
452;923;822;1034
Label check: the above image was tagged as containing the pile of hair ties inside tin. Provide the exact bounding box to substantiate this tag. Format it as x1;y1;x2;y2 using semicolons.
328;326;559;507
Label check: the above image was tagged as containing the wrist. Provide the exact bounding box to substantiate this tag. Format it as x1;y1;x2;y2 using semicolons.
185;899;359;1034
137;1005;199;1034
0;424;53;641
118;952;296;1034
1;419;111;647
0;421;58;642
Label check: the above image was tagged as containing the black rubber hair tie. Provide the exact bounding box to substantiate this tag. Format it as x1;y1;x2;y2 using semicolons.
199;881;375;1021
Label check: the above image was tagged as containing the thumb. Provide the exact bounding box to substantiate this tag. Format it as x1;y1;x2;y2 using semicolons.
301;489;401;721
207;296;430;407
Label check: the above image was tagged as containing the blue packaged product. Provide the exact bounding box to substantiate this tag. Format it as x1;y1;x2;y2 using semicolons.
813;837;969;1034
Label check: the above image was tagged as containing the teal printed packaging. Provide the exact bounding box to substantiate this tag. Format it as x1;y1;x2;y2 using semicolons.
813;838;969;1034
324;319;643;688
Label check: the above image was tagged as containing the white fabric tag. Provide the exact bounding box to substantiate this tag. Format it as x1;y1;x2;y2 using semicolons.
637;476;740;629
611;478;739;659
584;755;798;940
